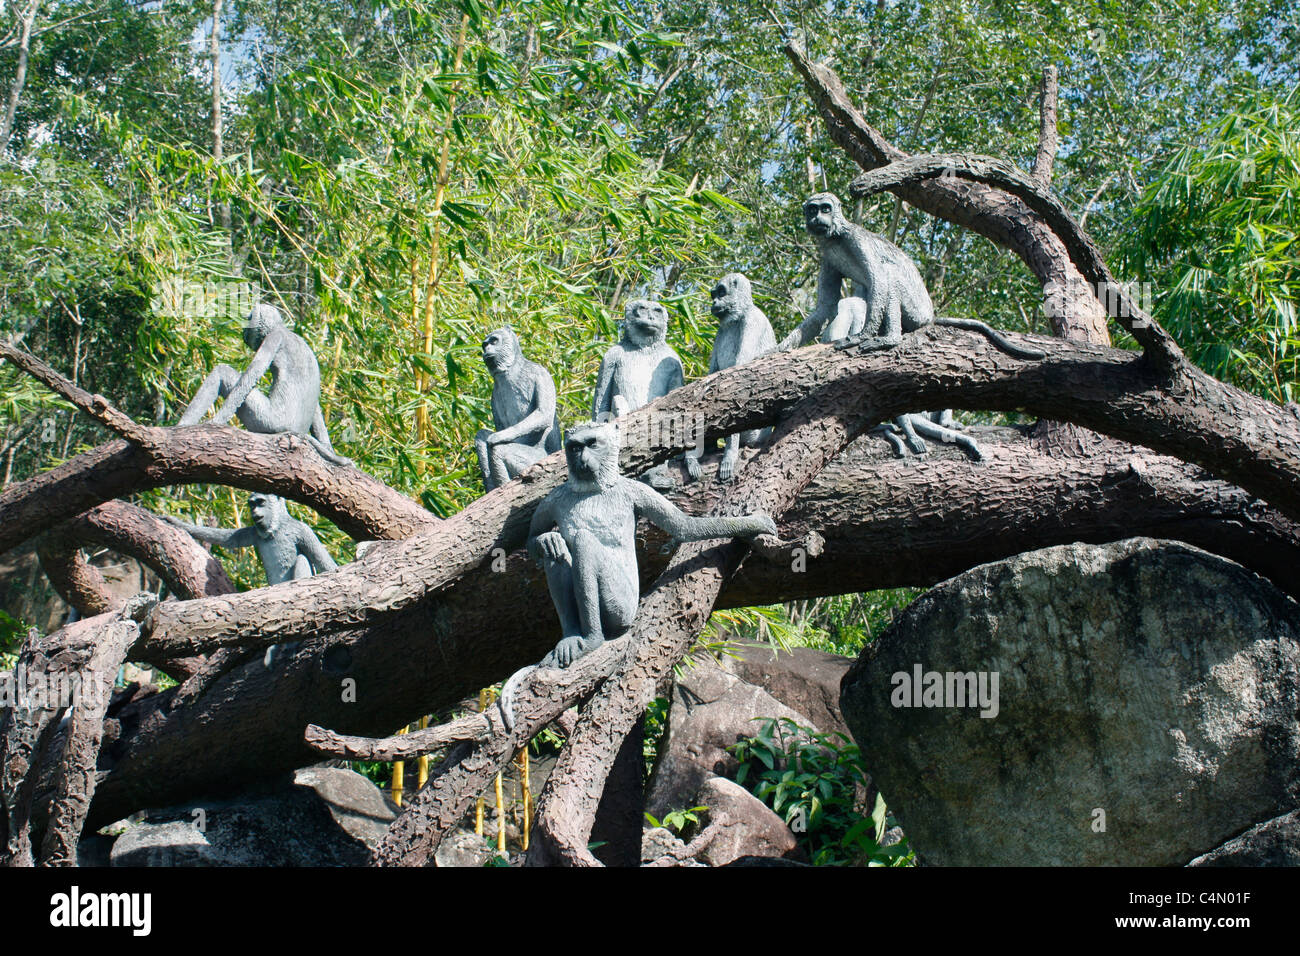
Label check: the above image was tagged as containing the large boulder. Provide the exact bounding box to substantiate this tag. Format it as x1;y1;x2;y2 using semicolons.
646;659;819;817
719;640;853;738
110;766;395;866
1188;810;1300;867
840;538;1300;866
694;776;802;866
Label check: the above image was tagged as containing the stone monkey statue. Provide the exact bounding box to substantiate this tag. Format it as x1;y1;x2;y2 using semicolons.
685;273;777;483
875;409;983;461
498;420;777;728
475;326;562;491
164;492;337;666
592;298;685;490
177;303;350;465
777;192;1046;361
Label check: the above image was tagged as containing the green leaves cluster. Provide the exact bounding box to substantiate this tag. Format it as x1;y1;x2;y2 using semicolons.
730;716;913;866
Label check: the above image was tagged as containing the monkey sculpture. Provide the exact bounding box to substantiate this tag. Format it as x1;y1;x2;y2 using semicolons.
777;192;1045;361
177;303;350;465
475;326;562;491
498;420;777;729
685;273;777;483
592;298;685;490
874;409;983;461
165;492;336;666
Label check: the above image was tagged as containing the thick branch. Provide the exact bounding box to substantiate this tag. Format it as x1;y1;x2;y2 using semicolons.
82;422;1300;829
305;714;491;761
1033;65;1058;184
0;426;435;556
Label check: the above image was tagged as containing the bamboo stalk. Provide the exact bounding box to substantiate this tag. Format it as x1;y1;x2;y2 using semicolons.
416;714;429;788
414;14;471;453
391;724;409;807
519;747;531;851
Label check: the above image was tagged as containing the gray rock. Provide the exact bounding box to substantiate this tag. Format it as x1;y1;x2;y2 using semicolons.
720;640;853;738
695;776;801;866
1188;809;1300;866
434;828;498;868
110;766;394;866
840;538;1300;866
646;659;819;818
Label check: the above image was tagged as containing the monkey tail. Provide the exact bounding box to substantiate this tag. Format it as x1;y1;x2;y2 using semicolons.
934;317;1046;361
306;434;353;467
498;664;538;734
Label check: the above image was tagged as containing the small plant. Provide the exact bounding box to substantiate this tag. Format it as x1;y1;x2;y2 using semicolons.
729;716;914;867
643;805;707;838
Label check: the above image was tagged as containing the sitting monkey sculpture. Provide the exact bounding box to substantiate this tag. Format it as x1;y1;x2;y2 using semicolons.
475;326;562;491
165;492;337;666
777;192;1045;361
177;303;350;465
685;273;776;483
498;420;777;729
592;299;685;490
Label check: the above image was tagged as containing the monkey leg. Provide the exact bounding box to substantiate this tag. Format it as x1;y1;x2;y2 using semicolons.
474;429;497;491
718;432;741;483
177;365;239;426
895;415;928;456
910;416;984;461
870;424;908;458
491;442;546;486
739;426;771;447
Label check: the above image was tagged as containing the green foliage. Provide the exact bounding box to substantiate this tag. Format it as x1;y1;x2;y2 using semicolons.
730;716;914;866
1118;90;1300;401
642;694;669;780
0;609;28;671
643;805;706;836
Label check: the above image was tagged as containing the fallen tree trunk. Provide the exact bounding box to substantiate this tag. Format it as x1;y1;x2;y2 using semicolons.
80;422;1300;829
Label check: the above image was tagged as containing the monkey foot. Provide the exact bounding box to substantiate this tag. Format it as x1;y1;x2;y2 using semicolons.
834;334;901;353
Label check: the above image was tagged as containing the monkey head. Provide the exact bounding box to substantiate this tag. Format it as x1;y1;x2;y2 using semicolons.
243;304;286;350
481;326;521;376
621;299;669;349
249;492;287;538
803;192;846;241
710;273;754;323
563;420;621;491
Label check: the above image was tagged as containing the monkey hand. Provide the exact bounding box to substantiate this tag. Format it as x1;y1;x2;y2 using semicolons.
684;454;702;481
742;511;778;538
533;531;572;566
718;451;739;483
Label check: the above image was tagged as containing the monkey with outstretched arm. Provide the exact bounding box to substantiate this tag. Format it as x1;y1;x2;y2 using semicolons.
498;421;777;728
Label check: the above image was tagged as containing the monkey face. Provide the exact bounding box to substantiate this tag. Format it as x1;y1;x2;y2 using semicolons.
623;300;668;348
481;327;520;374
803;193;842;239
564;422;620;488
711;273;752;320
249;492;286;537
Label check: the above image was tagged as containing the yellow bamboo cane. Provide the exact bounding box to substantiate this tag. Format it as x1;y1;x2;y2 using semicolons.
417;714;429;788
414;14;471;455
392;724;410;807
519;747;531;851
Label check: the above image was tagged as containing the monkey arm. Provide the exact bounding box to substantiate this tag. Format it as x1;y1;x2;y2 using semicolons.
526;496;568;564
778;262;842;350
164;517;256;550
630;481;777;541
297;525;337;575
212;330;282;425
490;371;557;445
591;354;616;419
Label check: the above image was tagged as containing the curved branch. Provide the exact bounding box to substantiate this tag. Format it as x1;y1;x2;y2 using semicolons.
305;713;491;761
0;426;436;557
